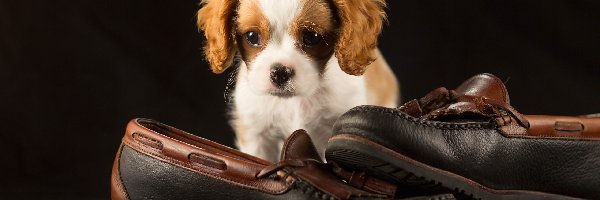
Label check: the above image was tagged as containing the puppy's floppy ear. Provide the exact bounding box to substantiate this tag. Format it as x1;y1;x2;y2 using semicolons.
197;0;238;74
332;0;387;76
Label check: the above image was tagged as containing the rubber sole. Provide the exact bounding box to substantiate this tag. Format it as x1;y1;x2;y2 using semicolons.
325;134;582;200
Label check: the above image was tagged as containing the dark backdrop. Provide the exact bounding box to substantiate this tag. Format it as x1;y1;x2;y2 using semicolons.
1;0;598;199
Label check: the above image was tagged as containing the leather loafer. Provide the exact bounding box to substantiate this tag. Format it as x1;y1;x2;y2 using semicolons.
326;73;600;199
111;118;455;200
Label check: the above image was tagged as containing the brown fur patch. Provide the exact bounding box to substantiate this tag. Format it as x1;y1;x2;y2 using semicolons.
331;0;387;76
197;0;238;74
291;0;337;70
235;0;270;65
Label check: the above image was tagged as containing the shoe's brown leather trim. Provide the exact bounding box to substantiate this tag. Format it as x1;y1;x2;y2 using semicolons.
257;130;389;199
396;73;599;141
331;166;397;197
111;144;129;200
294;162;387;199
500;115;600;140
121;118;292;194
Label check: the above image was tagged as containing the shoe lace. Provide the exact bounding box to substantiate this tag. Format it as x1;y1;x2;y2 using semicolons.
400;87;530;128
256;159;398;197
255;158;321;179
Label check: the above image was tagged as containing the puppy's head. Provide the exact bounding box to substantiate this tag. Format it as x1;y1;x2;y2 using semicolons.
198;0;386;97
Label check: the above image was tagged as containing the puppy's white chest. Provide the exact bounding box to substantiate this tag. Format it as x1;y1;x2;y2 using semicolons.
237;92;334;137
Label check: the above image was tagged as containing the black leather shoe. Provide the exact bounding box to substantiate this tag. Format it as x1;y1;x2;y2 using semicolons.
111;118;455;200
326;73;600;200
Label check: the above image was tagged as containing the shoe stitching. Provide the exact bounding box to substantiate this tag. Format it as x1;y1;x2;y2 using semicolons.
350;106;497;130
133;120;267;166
351;106;600;140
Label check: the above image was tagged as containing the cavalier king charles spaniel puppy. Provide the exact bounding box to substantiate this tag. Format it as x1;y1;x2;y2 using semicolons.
197;0;398;162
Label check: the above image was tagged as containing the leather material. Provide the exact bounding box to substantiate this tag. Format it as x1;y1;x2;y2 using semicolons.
331;73;600;199
121;119;290;195
398;73;599;139
119;145;306;200
111;145;129;200
518;115;600;139
279;129;322;161
331;165;399;197
277;130;395;198
399;73;530;128
111;119;448;200
454;73;510;104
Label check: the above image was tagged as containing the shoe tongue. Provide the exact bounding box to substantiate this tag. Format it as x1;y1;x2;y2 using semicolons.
454;73;510;104
279;130;322;161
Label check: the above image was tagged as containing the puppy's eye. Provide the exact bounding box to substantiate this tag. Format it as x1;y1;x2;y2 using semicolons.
245;31;261;47
302;31;322;47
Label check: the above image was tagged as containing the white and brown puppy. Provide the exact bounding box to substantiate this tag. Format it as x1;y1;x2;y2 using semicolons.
197;0;398;162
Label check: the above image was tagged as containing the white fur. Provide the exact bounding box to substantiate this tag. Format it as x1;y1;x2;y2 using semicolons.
234;59;366;162
232;0;368;162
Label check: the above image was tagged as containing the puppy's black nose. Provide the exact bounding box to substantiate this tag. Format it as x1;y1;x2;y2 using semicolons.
270;64;294;87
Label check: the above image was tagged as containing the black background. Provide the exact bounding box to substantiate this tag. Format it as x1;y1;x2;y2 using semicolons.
1;0;598;199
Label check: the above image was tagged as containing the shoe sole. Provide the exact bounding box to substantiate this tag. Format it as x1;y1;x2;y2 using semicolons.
326;134;582;200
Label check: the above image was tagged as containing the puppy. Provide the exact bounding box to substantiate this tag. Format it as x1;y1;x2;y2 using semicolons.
197;0;399;162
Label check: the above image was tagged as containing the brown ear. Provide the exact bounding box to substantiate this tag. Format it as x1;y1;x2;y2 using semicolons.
197;0;237;74
332;0;387;76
